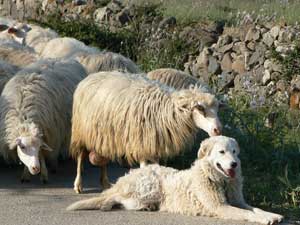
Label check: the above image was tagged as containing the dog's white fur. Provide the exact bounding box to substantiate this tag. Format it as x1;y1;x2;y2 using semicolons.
67;136;283;225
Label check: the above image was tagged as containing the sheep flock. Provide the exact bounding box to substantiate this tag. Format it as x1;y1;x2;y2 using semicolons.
0;16;223;183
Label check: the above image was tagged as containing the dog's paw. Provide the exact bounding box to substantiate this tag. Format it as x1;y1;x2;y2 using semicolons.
259;213;283;225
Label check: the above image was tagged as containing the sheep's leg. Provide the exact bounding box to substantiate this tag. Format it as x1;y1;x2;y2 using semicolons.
21;166;31;183
140;161;147;168
40;152;48;184
49;158;58;174
74;151;85;194
100;164;111;190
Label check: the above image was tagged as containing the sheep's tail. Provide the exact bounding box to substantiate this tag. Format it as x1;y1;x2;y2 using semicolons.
67;189;116;211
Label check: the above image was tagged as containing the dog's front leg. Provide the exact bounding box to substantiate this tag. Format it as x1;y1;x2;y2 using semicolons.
227;173;253;210
215;205;281;225
226;173;284;223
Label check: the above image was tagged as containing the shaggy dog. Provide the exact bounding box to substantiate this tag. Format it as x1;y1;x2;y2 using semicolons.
67;136;283;225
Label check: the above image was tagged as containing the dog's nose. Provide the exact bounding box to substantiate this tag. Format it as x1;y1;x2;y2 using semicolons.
230;162;237;169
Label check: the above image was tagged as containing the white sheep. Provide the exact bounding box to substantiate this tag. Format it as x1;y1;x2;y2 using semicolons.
24;24;58;54
147;68;211;92
0;39;38;67
0;59;87;183
75;52;141;74
70;71;222;193
0;59;19;94
40;37;100;59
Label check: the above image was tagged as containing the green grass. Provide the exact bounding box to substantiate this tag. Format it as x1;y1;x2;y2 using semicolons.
130;0;300;25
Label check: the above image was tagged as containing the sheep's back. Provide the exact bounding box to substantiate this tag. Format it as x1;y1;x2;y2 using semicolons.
147;68;211;93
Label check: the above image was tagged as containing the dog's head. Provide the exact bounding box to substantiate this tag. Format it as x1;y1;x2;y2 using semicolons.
198;136;240;179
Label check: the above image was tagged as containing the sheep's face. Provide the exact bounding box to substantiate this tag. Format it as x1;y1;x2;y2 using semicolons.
192;101;222;136
15;123;53;175
16;136;42;175
173;90;222;136
198;136;240;179
0;26;25;44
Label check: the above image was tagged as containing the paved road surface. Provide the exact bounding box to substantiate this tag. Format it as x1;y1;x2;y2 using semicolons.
0;161;295;225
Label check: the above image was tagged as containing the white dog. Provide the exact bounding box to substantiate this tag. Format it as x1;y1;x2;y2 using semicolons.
67;136;284;225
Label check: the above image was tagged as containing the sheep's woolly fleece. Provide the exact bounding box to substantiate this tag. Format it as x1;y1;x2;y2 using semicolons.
0;39;37;67
147;68;211;93
0;60;18;94
24;25;58;54
70;71;218;164
41;37;100;59
0;59;87;162
75;52;141;74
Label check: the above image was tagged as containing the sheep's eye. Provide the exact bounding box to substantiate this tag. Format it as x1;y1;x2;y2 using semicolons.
233;149;236;154
219;150;225;154
18;144;26;150
195;105;206;117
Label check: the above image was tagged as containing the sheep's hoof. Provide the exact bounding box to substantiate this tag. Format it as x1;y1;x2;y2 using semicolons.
40;174;48;184
41;179;48;184
21;173;31;183
74;185;83;194
21;178;31;183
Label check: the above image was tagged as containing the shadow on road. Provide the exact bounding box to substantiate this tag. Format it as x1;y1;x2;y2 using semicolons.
0;159;129;190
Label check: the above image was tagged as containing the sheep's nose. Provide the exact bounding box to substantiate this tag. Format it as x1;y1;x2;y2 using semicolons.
230;162;237;169
31;166;40;173
213;128;222;135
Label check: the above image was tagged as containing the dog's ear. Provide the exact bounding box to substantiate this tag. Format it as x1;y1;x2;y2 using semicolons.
197;138;212;159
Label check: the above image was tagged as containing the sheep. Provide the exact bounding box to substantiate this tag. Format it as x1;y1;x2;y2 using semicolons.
0;60;19;94
0;39;38;67
75;52;141;74
24;25;58;54
147;68;211;93
40;37;100;59
0;59;87;183
70;71;222;193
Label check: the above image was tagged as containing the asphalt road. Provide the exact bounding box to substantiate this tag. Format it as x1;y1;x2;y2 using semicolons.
0;161;296;225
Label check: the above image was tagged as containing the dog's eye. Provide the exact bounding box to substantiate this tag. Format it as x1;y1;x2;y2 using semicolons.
233;149;236;154
219;150;225;154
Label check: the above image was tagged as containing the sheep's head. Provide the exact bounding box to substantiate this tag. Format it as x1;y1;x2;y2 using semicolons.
14;122;52;175
172;89;222;136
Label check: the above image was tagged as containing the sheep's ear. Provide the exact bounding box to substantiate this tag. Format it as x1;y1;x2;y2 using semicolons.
14;138;25;150
197;139;212;159
7;27;18;34
42;142;53;152
14;138;22;150
15;138;21;146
